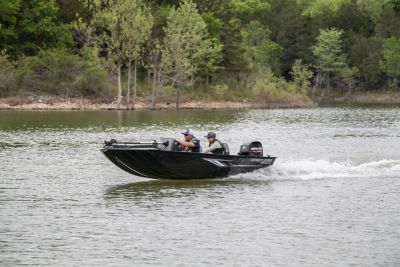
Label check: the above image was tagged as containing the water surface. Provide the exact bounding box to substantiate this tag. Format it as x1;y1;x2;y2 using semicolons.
1;108;400;266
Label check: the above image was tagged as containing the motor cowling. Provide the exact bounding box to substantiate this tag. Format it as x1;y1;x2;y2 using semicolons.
238;141;263;156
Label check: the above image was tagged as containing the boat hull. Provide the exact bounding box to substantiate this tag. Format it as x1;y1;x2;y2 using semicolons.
102;148;276;180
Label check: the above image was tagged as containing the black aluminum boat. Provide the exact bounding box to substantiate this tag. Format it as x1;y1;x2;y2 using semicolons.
102;138;276;180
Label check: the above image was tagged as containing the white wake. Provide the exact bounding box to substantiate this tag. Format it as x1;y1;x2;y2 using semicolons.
235;159;400;181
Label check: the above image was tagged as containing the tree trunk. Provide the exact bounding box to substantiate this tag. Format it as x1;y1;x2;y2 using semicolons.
117;62;122;108
157;70;162;101
347;78;351;97
126;62;131;110
326;74;330;96
176;87;180;109
132;59;137;110
151;67;157;110
387;77;390;90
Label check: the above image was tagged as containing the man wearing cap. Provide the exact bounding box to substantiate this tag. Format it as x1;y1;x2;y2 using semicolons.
176;129;201;152
204;132;223;154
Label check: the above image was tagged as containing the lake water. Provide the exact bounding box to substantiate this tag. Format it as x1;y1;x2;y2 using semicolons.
1;107;400;267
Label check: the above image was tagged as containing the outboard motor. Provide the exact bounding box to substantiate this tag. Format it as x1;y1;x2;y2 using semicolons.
238;141;263;156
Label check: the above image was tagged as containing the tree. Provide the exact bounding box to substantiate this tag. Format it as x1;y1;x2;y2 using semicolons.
380;37;400;88
298;0;349;17
312;28;350;93
161;0;222;108
241;21;283;76
13;0;73;57
120;0;153;109
0;0;20;53
261;0;316;78
86;0;129;107
144;4;170;110
290;59;313;94
230;0;270;21
349;36;382;89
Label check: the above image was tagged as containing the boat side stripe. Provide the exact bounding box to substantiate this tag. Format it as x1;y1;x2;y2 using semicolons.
202;158;230;167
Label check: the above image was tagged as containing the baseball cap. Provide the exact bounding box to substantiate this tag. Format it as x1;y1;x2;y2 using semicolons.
205;131;216;138
182;129;194;136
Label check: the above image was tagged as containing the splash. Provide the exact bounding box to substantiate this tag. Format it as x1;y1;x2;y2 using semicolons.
234;159;400;181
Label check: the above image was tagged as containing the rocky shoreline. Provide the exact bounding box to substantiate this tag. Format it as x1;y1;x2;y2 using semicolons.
0;96;314;110
1;93;399;110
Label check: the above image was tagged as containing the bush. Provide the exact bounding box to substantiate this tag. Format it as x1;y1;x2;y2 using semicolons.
0;52;16;97
77;46;113;97
290;59;314;94
15;47;113;98
251;69;299;102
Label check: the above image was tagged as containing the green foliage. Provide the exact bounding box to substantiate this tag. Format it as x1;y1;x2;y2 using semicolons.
357;0;392;20
16;48;111;97
241;21;283;75
201;12;223;40
312;28;348;75
349;36;382;87
0;51;16;96
2;0;400;101
78;46;112;96
55;0;89;23
230;0;270;19
88;0;126;64
161;0;222;85
261;0;315;77
380;37;400;79
120;0;153;61
12;0;73;57
375;4;400;39
298;0;350;17
0;0;20;52
251;69;298;101
290;59;313;93
213;84;230;100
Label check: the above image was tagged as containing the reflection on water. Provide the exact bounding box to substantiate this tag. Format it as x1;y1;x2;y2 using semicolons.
0;141;28;148
0;110;243;130
105;179;269;200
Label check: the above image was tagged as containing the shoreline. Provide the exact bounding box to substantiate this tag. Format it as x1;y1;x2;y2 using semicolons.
0;96;314;110
1;92;400;111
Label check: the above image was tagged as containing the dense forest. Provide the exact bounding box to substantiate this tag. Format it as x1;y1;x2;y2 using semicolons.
1;0;400;108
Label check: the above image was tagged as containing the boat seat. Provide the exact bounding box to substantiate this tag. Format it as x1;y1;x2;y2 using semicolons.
222;143;229;155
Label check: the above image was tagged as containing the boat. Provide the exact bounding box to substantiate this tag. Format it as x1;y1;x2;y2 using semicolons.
101;138;276;180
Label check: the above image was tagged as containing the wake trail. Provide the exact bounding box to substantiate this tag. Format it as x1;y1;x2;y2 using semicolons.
234;159;400;181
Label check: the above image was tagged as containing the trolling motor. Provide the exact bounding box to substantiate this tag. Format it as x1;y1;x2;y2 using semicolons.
104;139;117;146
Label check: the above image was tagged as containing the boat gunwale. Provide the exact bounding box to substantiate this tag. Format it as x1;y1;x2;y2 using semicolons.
102;146;276;160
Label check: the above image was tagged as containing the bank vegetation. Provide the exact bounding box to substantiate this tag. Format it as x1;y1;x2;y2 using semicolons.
1;0;400;109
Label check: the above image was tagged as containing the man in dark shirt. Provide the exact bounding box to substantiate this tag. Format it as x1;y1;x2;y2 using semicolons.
176;129;201;152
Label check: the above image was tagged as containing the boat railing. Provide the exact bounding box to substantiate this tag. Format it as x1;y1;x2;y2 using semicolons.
104;139;169;149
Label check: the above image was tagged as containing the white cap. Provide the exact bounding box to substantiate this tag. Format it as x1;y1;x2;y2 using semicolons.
182;129;194;136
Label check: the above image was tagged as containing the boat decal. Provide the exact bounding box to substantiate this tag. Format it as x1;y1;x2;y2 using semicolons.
202;158;232;167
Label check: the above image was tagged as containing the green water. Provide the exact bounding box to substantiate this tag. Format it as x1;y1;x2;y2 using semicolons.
1;108;400;266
